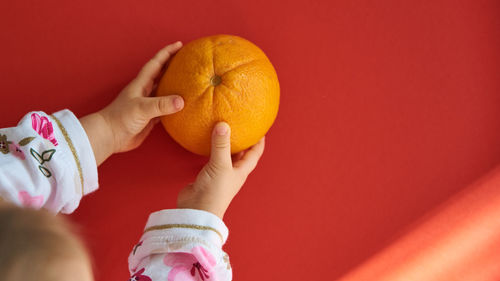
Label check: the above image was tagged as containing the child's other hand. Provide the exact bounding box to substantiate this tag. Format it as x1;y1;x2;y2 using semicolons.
81;42;184;165
177;122;265;219
100;41;185;154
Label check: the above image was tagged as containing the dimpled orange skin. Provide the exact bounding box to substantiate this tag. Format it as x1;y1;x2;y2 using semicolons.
157;35;280;156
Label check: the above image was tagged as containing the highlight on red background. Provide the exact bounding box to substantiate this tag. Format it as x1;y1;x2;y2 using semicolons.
340;166;500;281
0;0;499;280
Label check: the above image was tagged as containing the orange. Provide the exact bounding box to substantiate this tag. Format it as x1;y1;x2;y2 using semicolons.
157;35;280;155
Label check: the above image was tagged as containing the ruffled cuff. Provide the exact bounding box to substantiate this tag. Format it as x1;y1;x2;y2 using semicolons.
51;110;99;195
129;209;229;271
145;209;229;246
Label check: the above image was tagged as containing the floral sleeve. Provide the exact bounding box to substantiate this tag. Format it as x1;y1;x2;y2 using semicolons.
129;209;232;281
0;110;98;213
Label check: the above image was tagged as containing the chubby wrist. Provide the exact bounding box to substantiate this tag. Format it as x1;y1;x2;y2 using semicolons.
79;112;115;166
177;197;227;219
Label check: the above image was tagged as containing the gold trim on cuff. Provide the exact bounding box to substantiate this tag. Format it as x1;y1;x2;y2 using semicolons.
51;115;84;195
144;224;224;244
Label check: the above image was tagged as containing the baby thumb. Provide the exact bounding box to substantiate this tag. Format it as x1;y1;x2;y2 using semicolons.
209;122;232;168
143;95;184;119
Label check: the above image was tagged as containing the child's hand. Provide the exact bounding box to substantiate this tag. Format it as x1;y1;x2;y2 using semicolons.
177;122;265;219
81;42;184;165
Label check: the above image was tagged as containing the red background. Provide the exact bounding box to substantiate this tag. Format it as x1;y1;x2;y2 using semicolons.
1;0;499;280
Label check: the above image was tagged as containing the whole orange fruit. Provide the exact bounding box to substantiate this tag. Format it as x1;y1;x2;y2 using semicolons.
157;35;280;156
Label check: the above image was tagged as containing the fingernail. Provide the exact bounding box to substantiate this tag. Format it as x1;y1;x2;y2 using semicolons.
173;96;184;110
216;123;228;136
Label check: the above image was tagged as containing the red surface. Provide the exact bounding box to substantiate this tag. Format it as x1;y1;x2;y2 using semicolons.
1;1;499;280
340;167;500;280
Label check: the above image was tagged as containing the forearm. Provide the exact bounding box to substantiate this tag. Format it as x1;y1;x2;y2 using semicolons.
128;209;232;280
79;112;114;166
0;110;98;213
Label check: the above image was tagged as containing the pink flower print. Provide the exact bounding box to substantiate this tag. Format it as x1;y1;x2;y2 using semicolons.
31;113;58;146
18;191;44;209
129;268;152;281
8;143;25;160
164;246;217;281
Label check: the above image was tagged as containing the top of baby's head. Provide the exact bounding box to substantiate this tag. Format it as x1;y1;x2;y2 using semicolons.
0;203;93;281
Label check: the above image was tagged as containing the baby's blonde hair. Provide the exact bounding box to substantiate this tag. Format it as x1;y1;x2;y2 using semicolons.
0;202;91;281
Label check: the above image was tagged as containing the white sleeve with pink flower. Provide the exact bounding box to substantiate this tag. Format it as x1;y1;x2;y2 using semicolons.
0;110;98;213
129;209;232;281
